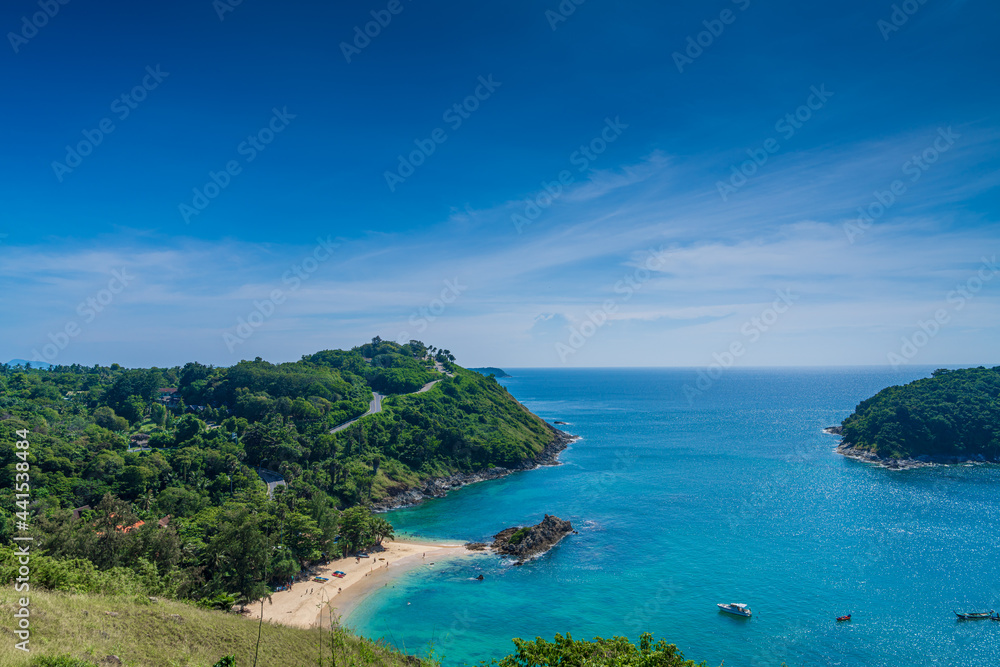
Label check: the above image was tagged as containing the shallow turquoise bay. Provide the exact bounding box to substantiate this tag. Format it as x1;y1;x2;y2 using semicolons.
347;368;1000;666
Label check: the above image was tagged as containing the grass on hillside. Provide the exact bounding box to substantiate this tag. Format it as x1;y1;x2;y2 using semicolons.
0;590;427;667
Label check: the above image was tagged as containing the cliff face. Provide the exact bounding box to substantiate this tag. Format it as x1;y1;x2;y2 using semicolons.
372;427;576;510
492;514;574;562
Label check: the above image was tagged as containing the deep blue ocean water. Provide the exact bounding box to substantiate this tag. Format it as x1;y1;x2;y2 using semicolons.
347;367;1000;666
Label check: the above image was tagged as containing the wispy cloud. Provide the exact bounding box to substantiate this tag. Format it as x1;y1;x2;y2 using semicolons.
2;123;998;368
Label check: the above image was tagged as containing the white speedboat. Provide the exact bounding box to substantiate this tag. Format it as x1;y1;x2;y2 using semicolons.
717;603;752;617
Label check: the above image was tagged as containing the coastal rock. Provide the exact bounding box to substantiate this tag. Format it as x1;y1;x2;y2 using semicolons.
491;514;573;562
835;441;936;470
834;438;999;471
823;425;843;435
464;542;489;551
372;427;577;510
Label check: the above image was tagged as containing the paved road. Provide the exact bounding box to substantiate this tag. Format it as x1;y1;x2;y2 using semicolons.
328;360;452;431
330;391;384;433
257;467;287;498
259;362;450;494
416;379;442;393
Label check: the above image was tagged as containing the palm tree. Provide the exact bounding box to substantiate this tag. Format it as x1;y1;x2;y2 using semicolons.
370;516;394;546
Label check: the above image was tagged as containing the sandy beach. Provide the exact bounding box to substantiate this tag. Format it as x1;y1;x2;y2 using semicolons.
247;538;476;629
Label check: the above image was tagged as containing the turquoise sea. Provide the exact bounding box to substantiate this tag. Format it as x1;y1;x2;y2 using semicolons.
347;368;1000;666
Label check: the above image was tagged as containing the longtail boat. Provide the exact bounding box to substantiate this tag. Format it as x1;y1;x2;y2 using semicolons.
955;610;994;620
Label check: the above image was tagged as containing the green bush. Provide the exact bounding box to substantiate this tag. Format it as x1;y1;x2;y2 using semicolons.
841;366;1000;458
490;633;707;667
509;527;530;545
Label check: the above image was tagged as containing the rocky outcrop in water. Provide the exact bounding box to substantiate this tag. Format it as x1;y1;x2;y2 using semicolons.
835;441;995;470
491;514;573;562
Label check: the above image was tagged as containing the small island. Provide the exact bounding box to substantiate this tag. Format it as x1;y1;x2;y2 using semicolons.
490;514;574;563
469;367;512;378
835;366;1000;468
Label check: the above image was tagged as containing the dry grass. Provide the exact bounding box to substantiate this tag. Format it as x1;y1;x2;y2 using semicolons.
0;590;425;667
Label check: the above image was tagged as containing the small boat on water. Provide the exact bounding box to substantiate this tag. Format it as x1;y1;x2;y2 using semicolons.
955;610;994;620
836;614;851;622
718;603;752;617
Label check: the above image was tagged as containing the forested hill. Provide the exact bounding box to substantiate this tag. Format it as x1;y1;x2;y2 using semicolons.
840;366;1000;460
0;339;556;608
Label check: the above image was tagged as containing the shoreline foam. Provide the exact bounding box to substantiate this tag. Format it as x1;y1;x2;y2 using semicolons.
826;427;997;470
246;539;475;630
250;427;576;630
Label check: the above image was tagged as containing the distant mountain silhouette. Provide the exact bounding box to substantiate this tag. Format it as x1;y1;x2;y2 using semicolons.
7;359;53;369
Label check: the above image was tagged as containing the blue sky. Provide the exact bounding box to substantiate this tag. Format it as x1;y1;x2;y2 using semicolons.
1;0;998;368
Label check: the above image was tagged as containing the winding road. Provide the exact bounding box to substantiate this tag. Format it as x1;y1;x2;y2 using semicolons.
258;360;452;494
257;467;287;498
328;361;453;432
330;391;384;433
